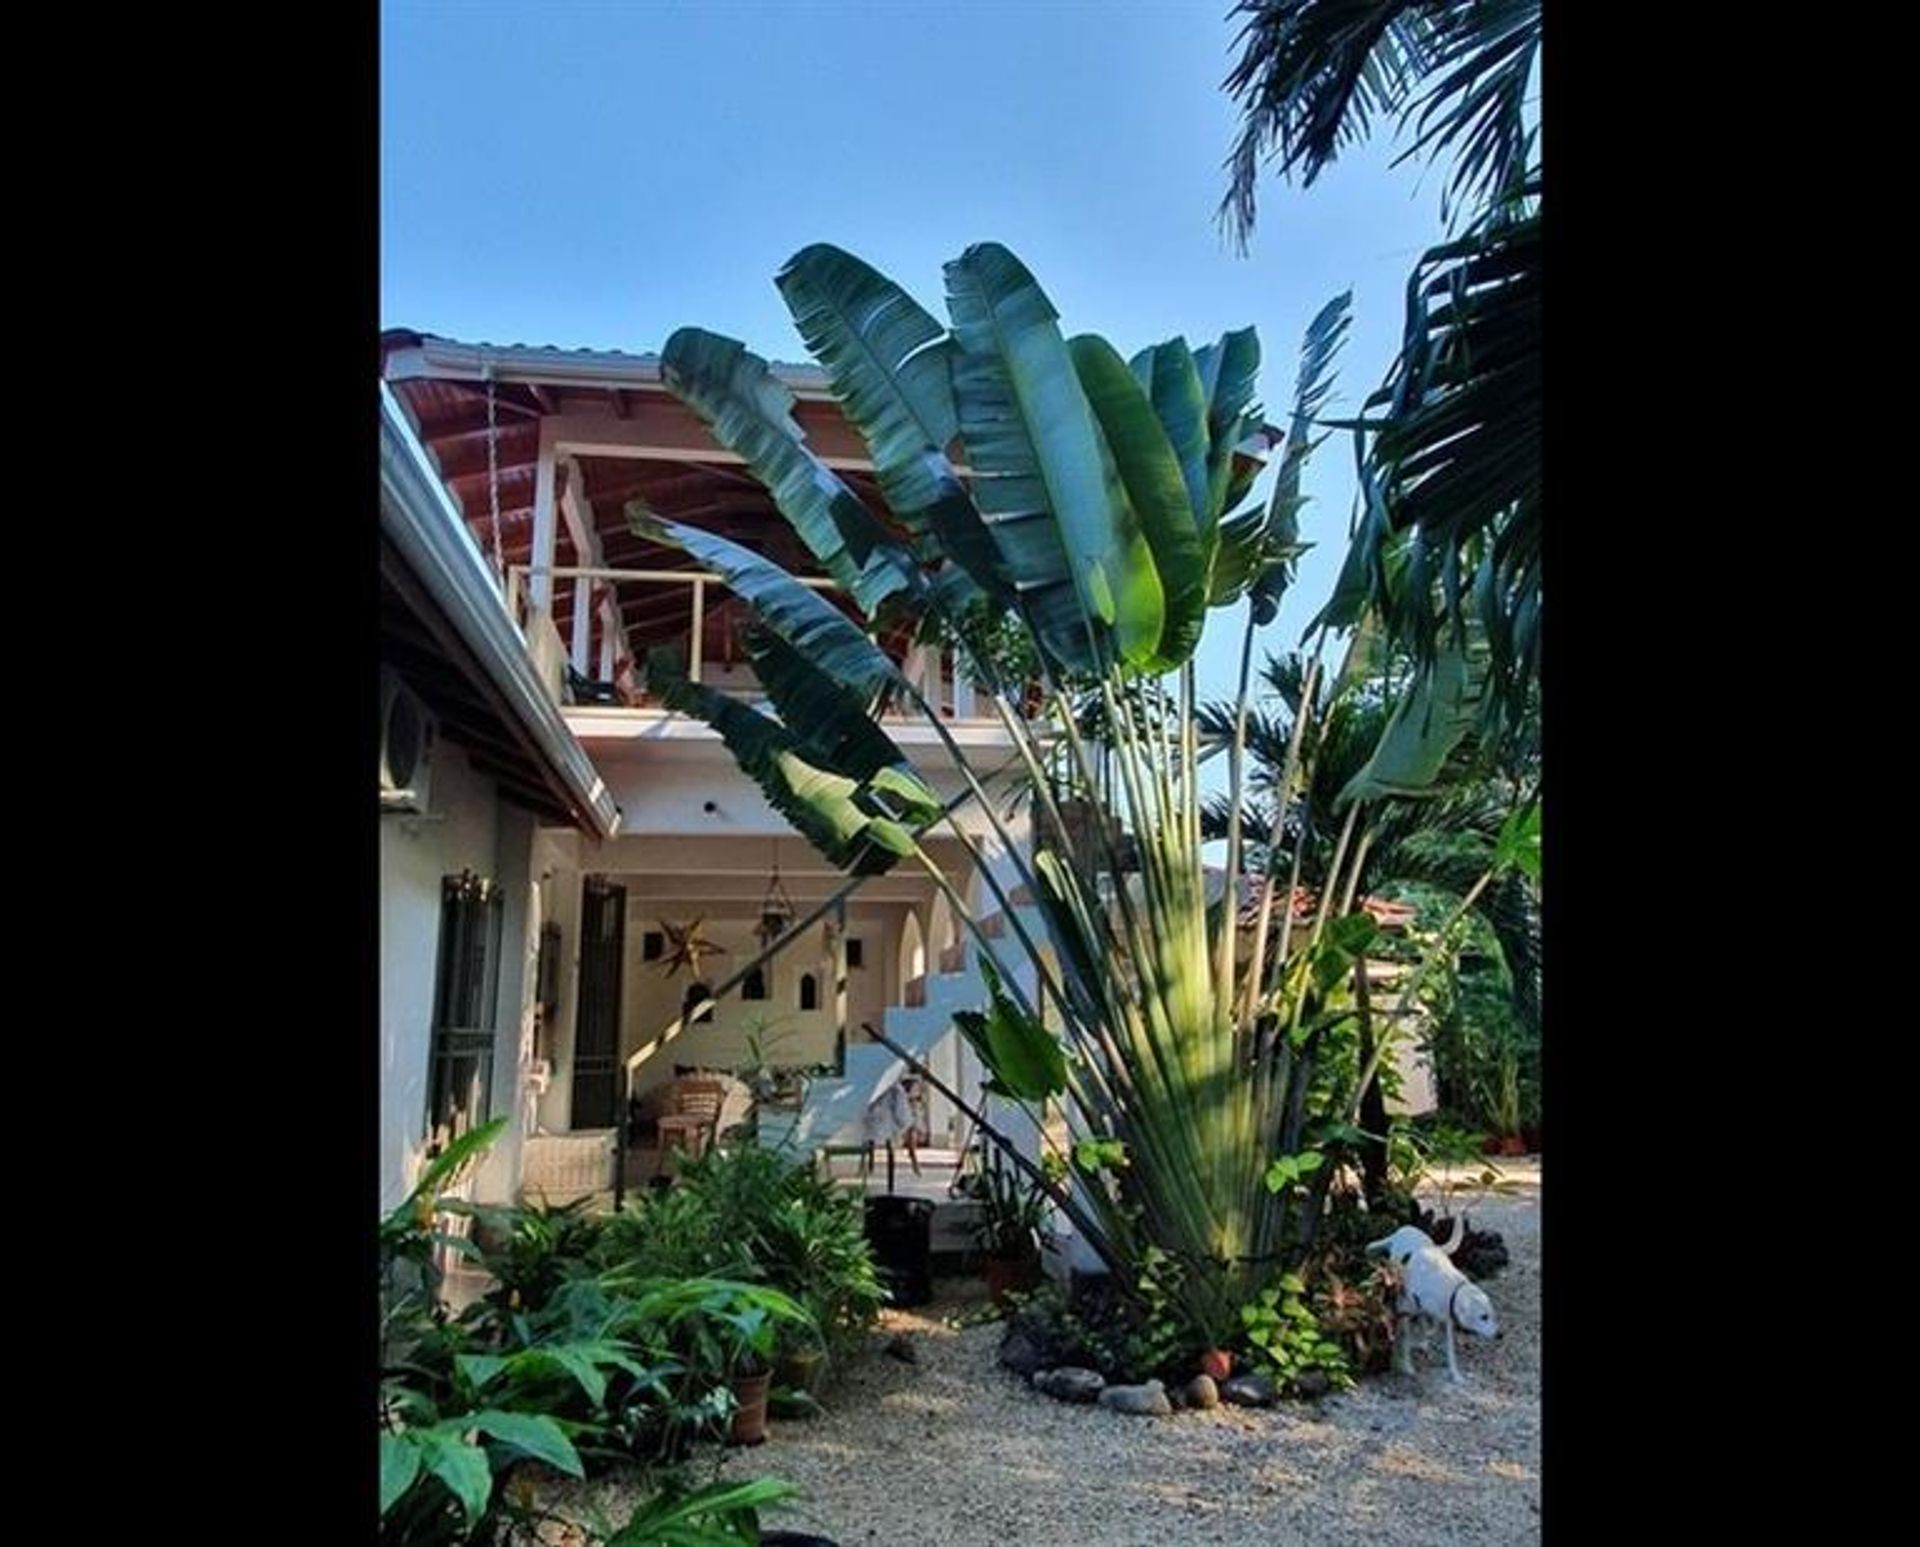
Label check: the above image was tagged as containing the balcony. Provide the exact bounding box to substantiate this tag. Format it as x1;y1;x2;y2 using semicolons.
506;562;998;727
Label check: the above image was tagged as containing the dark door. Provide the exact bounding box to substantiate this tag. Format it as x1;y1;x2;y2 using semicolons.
569;877;627;1129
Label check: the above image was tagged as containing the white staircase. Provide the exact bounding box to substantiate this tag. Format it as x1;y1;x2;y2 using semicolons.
761;895;1049;1159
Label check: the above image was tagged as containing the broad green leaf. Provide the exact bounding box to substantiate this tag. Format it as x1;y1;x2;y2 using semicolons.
466;1411;585;1479
379;1434;421;1515
1323;913;1380;958
744;629;929;797
630;513;902;700
651;652;920;874
657;327;915;617
944;242;1164;671
776;244;1006;606
537;1344;609;1408
1311;913;1380;993
420;1430;493;1525
1195;327;1262;520
1494;802;1540;881
1338;645;1481;806
385;1117;508;1233
953;958;1066;1102
1209;295;1348;619
1070;333;1208;671
1131;338;1213;551
605;1477;801;1545
455;1353;508;1391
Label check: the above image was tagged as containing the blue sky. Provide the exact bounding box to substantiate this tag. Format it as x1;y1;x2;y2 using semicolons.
381;0;1452;705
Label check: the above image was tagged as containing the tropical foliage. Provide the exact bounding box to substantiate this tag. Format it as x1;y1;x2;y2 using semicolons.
628;238;1540;1359
1222;0;1542;721
1197;641;1539;1191
377;1127;814;1544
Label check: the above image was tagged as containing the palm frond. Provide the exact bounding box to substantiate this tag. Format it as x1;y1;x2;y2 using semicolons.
1219;0;1539;246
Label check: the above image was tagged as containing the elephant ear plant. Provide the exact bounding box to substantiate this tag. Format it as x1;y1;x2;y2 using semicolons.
633;239;1528;1352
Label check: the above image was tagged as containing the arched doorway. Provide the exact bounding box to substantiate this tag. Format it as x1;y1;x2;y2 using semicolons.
899;911;926;992
928;889;956;973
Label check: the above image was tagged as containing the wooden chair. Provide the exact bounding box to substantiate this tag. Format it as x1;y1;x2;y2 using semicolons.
657;1078;728;1172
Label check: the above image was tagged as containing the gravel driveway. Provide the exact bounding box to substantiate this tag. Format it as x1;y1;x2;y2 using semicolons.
551;1162;1540;1545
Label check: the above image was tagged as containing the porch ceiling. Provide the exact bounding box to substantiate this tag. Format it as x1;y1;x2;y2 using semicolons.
381;327;1281;685
380;330;920;670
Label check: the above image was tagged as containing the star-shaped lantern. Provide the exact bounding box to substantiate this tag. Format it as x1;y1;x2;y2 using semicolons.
657;916;730;977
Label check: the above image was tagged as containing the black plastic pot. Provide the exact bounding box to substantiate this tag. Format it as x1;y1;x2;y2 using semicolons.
865;1195;934;1307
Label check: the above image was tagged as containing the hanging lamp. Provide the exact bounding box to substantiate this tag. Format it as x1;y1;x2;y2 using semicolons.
756;840;796;948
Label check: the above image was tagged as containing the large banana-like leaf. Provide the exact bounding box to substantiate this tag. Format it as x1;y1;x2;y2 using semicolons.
943;242;1164;673
1194;327;1263;520
1069;334;1207;671
776;245;1009;613
953;955;1068;1101
629;511;903;700
649;649;920;875
1338;642;1481;805
745;629;940;818
1209;293;1348;613
657;327;917;618
1130;337;1213;549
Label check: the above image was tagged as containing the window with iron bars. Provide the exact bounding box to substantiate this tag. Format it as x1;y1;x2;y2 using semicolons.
426;871;503;1153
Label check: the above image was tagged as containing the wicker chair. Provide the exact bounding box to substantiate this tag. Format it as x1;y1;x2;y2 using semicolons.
656;1078;728;1171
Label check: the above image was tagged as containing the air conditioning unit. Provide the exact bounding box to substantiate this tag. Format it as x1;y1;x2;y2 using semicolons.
381;666;437;814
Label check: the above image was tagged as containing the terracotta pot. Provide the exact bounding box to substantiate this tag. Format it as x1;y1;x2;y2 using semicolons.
983;1252;1040;1307
1495;1134;1527;1157
728;1370;773;1447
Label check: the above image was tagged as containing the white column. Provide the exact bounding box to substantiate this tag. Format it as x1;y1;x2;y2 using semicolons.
530;423;559;614
570;575;592;674
952;653;977;719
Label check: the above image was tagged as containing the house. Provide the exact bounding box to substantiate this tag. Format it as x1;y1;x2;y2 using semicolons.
379;333;1035;1215
380;386;620;1214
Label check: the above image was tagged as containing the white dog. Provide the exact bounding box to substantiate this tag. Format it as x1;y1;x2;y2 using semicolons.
1366;1218;1501;1382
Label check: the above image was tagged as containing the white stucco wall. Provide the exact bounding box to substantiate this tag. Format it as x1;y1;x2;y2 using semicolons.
378;742;540;1213
622;901;903;1101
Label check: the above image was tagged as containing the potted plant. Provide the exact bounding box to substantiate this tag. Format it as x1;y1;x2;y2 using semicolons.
614;1277;815;1449
960;1149;1049;1306
1488;1039;1526;1156
741;1015;798;1106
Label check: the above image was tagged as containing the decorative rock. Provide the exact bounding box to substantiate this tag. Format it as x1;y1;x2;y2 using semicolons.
1220;1373;1277;1408
998;1326;1047;1378
1033;1366;1105;1404
1183;1374;1221;1410
1099;1379;1173;1417
1296;1369;1332;1399
884;1335;918;1364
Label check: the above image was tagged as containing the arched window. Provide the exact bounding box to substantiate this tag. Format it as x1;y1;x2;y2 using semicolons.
798;972;819;1011
682;983;716;1025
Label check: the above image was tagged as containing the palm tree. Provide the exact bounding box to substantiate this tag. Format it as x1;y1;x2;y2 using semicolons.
1199;644;1540;1200
1220;1;1542;724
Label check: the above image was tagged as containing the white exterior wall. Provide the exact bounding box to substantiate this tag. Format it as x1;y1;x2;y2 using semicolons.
620;901;903;1101
532;829;584;1134
378;742;541;1213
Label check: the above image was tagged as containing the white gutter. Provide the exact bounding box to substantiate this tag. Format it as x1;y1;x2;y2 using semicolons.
383;334;833;399
380;390;621;839
380;381;510;606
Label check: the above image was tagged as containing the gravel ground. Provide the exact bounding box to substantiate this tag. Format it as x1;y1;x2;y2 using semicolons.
553;1164;1539;1546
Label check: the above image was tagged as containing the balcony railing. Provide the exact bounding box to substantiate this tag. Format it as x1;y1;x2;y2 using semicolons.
506;564;986;720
